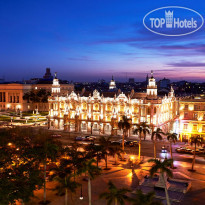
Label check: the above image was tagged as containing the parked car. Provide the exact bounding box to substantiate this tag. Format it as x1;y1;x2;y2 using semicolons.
51;134;62;138
75;136;85;141
84;136;95;141
185;148;192;154
111;141;120;146
126;141;138;147
88;136;97;140
118;139;127;144
176;147;186;153
199;148;205;154
191;149;200;155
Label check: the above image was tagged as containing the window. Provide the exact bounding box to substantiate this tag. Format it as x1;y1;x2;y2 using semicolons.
193;113;198;120
147;107;150;115
10;96;12;103
194;105;198;110
193;124;198;131
16;96;19;103
202;125;205;132
183;124;188;130
185;104;188;109
184;112;188;118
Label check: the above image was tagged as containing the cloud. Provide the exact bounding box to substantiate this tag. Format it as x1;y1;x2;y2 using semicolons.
167;61;205;67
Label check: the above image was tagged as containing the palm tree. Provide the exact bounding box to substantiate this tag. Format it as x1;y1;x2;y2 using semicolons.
109;146;123;165
130;189;163;205
85;144;103;168
99;180;130;205
78;159;101;205
32;132;61;204
148;158;173;205
189;135;203;171
99;136;112;169
133;122;150;160
66;147;84;181
54;175;80;205
151;128;165;159
118;115;131;160
166;132;177;168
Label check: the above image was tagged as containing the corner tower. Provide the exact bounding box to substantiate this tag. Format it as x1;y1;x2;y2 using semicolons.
147;70;157;99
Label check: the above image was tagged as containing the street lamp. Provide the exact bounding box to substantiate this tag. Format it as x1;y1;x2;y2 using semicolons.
79;184;83;200
10;116;13;126
130;155;135;168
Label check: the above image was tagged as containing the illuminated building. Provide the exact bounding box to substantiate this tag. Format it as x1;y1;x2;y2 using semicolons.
0;72;73;112
0;84;32;111
48;72;179;135
109;76;116;90
179;96;205;141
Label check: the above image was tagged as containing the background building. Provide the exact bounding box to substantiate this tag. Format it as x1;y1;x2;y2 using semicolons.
0;69;74;112
179;96;205;142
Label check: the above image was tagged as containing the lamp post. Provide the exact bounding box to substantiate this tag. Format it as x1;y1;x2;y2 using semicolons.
130;155;135;168
10;116;13;126
79;184;83;200
25;117;29;124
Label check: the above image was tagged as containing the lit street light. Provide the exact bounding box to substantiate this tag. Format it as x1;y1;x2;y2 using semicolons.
79;184;83;200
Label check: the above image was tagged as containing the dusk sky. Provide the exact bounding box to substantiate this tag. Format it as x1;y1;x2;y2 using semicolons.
1;0;205;82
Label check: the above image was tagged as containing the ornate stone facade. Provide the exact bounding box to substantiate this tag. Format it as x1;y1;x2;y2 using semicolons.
48;72;179;135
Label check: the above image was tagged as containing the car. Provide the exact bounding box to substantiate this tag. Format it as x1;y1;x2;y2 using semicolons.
75;136;84;141
88;136;96;141
51;134;62;138
199;148;205;154
185;148;192;154
126;141;138;147
176;147;186;153
118;139;127;144
161;146;167;153
84;136;95;141
89;136;97;140
111;141;121;146
125;140;133;146
191;149;200;155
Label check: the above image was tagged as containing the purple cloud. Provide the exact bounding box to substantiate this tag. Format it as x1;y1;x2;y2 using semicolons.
167;61;205;67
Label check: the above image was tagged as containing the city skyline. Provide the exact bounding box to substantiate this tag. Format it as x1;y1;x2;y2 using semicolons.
1;0;205;82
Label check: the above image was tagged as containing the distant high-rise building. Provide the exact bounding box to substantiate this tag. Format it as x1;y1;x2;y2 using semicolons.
146;74;149;84
128;78;135;83
43;68;53;79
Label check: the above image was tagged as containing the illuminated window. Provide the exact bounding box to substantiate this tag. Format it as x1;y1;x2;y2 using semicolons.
194;105;198;110
193;113;198;120
193;124;197;131
183;124;188;130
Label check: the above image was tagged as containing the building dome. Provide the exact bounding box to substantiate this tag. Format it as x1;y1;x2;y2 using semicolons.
109;76;116;90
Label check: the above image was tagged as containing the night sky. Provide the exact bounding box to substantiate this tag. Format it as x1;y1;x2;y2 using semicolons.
1;0;205;82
